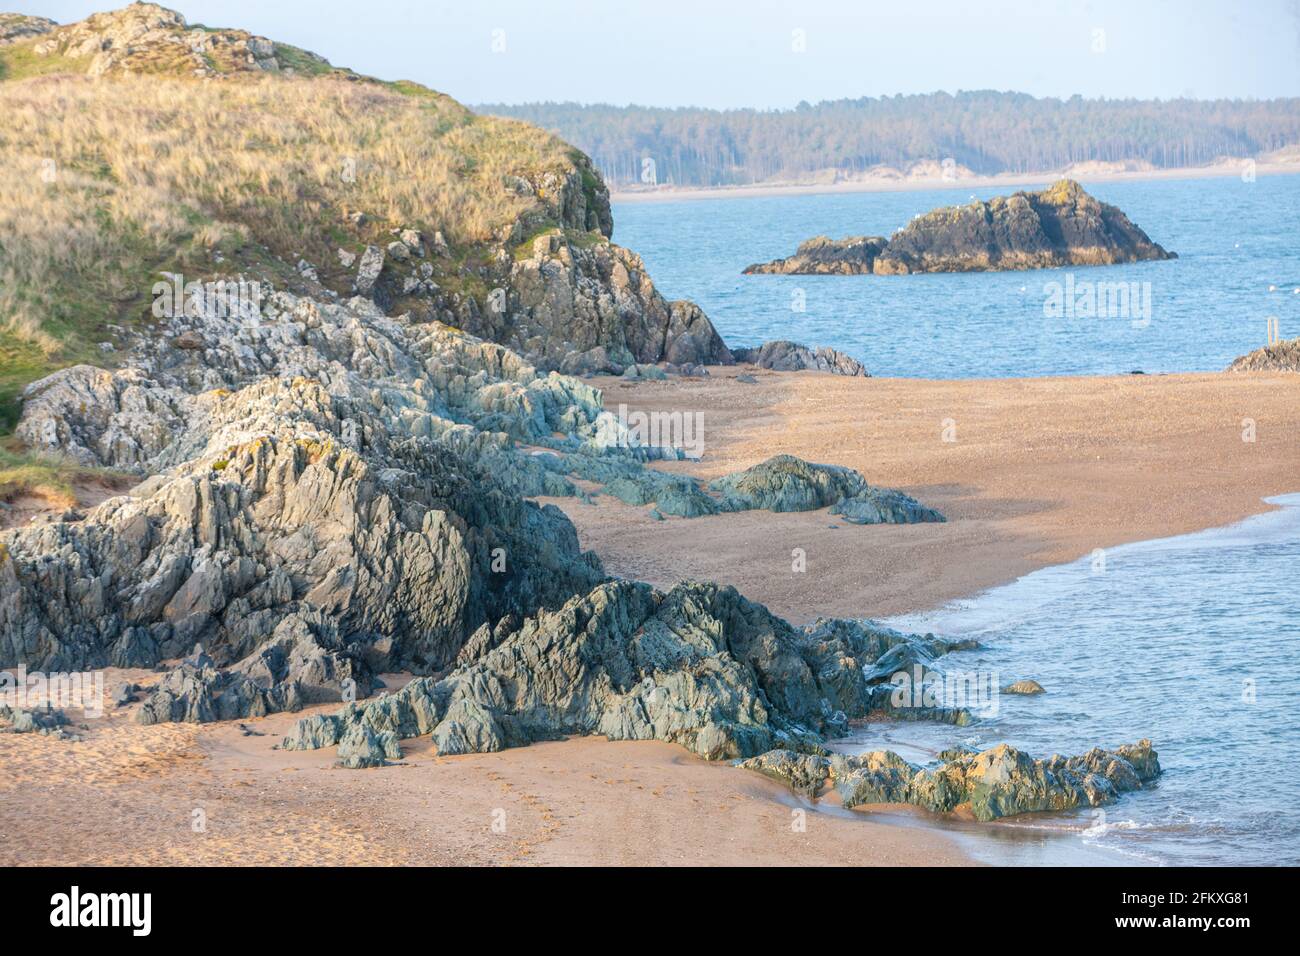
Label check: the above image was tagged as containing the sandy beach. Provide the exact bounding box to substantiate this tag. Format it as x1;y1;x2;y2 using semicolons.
610;163;1300;203
561;368;1300;620
3;368;1297;867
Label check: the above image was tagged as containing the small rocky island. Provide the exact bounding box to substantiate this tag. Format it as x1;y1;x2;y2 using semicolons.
744;180;1175;275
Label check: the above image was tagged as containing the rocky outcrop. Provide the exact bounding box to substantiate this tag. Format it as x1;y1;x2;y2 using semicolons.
495;232;732;374
708;454;871;512
744;180;1175;275
2;6;727;384
23;3;288;77
134;614;376;725
3;279;943;731
548;452;944;523
0;13;56;45
3;291;625;680
709;455;942;522
1226;337;1300;373
282;581;973;761
740;739;1161;821
730;340;866;376
744;236;889;276
830;488;945;525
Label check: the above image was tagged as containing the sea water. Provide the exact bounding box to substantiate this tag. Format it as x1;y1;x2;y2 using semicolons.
614;176;1299;864
828;494;1300;867
613;173;1300;378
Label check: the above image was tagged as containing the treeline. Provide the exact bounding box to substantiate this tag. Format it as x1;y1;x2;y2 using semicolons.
478;91;1300;187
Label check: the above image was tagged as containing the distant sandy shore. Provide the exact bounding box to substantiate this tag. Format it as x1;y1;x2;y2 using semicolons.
563;368;1300;621
610;163;1300;203
4;368;1297;867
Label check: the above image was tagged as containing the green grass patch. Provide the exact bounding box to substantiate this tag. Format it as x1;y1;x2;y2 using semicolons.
0;445;127;507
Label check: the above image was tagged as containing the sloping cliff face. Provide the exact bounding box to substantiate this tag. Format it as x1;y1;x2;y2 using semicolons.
0;2;727;423
744;180;1175;275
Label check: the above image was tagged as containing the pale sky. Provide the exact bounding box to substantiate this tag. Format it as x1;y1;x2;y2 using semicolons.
16;0;1300;107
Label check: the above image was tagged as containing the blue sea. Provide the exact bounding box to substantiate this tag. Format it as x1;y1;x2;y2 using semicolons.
613;173;1300;377
614;177;1300;865
862;496;1300;867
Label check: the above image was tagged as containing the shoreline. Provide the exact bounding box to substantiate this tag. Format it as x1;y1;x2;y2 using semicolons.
610;162;1300;203
4;368;1297;868
558;367;1300;622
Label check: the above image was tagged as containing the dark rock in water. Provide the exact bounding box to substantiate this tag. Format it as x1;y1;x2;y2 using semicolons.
284;580;970;763
744;236;890;275
731;340;867;377
1226;337;1300;373
745;180;1175;275
833;750;919;806
740;739;1162;821
1001;679;1046;695
831;487;946;525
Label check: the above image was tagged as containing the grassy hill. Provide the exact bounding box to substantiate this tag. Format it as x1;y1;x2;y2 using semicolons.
0;3;609;433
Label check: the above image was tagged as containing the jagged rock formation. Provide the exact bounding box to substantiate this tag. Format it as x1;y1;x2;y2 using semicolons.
744;180;1175;275
25;3;289;77
491;232;732;374
282;582;974;761
2;292;626;682
134;618;376;725
1226;337;1300;373
730;340;867;376
2;280;941;732
739;739;1161;820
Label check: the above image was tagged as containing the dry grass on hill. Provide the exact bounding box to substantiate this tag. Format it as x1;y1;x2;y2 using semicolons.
0;71;582;423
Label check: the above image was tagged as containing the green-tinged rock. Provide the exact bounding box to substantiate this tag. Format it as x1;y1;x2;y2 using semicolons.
831;487;945;524
736;749;831;795
708;454;868;512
